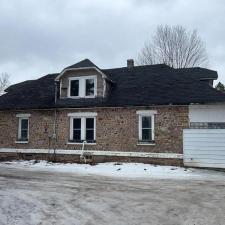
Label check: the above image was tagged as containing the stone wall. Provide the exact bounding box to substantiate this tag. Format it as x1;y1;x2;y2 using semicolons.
0;110;54;149
0;106;189;155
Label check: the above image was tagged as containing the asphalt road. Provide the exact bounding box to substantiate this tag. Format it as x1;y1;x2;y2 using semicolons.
0;166;225;225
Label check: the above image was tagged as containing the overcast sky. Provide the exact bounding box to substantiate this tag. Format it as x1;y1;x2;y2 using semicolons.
1;0;225;84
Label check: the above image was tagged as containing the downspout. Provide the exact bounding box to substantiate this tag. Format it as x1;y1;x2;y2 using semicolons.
53;81;57;138
52;81;58;162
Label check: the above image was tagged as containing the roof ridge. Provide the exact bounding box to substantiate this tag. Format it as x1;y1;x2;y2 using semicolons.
103;63;171;71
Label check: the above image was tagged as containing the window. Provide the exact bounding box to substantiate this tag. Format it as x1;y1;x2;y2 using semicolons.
141;116;152;141
16;114;31;142
86;118;95;140
73;118;81;141
68;76;96;98
19;118;29;141
137;110;156;144
85;79;95;96
70;80;79;97
68;112;97;143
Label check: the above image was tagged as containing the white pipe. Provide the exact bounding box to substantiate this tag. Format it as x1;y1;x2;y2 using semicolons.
80;141;87;163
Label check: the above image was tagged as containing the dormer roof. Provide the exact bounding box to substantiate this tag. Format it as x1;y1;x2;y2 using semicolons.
65;58;99;70
55;59;111;82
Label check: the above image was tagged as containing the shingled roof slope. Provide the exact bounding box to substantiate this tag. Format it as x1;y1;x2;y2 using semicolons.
0;74;58;110
0;60;225;110
64;59;99;70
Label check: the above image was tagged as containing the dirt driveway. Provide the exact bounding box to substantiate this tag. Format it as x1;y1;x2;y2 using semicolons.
0;165;225;225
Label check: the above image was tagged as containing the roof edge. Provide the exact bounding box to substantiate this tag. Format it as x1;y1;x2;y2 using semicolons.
55;67;113;82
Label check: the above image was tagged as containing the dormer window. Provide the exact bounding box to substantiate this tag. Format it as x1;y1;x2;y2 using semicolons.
68;76;97;98
85;78;95;96
70;80;79;97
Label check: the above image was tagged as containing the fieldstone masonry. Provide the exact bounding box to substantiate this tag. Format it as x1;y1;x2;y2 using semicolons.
0;106;189;154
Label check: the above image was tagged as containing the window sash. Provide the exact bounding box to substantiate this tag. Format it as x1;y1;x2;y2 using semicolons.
86;118;94;141
138;115;154;142
70;117;96;143
141;128;152;141
70;80;79;97
85;78;95;96
68;76;96;98
18;118;29;141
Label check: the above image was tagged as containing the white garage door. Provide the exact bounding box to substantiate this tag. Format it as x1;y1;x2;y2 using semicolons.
183;129;225;169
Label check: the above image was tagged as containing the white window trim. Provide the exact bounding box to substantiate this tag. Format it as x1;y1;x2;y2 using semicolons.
137;110;157;144
67;76;97;98
136;110;157;116
16;113;31;118
68;113;97;143
68;112;97;117
17;117;29;143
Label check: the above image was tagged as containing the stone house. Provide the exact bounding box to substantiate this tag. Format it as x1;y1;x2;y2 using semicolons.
1;59;225;165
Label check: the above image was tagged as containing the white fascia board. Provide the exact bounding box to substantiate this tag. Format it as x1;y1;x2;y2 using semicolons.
68;112;97;117
55;67;111;81
136;110;157;115
16;113;31;118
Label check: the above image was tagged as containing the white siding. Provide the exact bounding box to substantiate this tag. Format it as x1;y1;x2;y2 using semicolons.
189;104;225;122
183;129;225;168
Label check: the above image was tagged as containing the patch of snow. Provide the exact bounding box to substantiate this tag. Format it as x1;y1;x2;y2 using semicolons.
1;160;224;180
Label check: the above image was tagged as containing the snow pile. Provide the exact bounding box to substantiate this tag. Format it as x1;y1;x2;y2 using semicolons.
0;160;212;179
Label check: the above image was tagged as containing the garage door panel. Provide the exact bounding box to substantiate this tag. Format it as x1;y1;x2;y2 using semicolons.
184;141;225;147
183;153;225;160
183;129;225;168
184;137;225;142
185;133;225;138
184;146;225;151
184;155;225;160
184;129;225;134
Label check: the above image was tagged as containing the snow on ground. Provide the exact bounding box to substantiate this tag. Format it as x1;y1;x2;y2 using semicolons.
1;160;224;180
0;161;225;224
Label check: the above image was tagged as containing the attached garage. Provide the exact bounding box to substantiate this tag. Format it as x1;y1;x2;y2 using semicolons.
183;129;225;168
183;104;225;169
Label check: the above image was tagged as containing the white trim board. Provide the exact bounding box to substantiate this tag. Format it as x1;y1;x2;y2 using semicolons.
0;148;183;159
16;113;31;118
68;112;97;117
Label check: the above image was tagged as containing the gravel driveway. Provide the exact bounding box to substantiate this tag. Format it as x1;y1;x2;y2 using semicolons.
0;165;225;225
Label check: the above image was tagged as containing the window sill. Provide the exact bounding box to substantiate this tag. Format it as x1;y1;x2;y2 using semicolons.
68;96;96;99
67;142;96;145
137;142;155;146
15;141;29;144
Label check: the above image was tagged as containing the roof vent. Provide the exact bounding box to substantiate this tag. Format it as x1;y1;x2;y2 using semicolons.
127;59;134;68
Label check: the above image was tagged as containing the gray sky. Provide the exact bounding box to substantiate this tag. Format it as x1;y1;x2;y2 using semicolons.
1;0;225;84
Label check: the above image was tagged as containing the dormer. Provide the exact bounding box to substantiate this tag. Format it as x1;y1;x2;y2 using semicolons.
55;59;113;99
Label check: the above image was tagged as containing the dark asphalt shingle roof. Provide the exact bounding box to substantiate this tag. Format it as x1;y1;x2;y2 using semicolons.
0;59;225;110
64;59;100;70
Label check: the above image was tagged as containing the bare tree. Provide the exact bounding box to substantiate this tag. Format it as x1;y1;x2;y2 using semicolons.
0;73;10;95
137;25;208;68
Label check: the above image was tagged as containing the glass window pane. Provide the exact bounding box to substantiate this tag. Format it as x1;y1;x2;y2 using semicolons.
85;79;94;96
21;130;28;140
21;119;28;130
86;118;94;129
73;118;81;129
86;130;94;141
70;80;79;96
73;130;81;141
142;116;151;128
142;129;152;141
